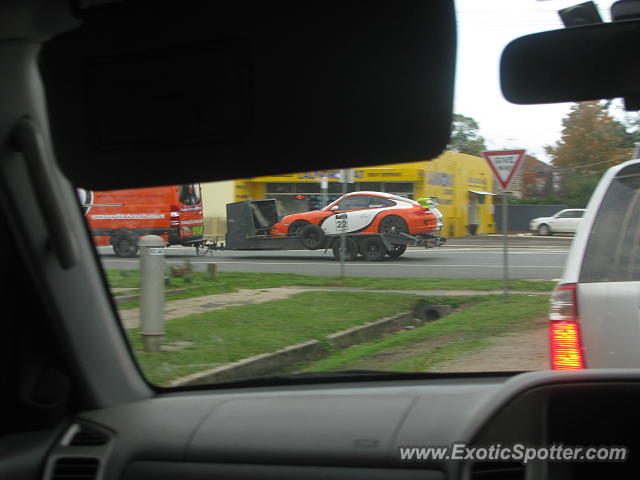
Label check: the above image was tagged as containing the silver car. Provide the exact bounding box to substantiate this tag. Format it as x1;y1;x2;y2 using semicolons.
550;159;640;370
530;208;585;236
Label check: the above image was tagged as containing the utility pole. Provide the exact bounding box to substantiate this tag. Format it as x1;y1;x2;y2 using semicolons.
338;169;354;278
321;175;328;208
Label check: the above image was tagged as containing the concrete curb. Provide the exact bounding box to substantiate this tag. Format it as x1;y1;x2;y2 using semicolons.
169;306;452;387
326;313;414;350
167;340;325;387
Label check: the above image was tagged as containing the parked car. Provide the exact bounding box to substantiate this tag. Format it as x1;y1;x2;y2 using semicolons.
550;160;640;370
530;208;585;236
270;191;443;238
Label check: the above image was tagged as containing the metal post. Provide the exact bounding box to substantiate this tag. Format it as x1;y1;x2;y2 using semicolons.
502;192;509;298
139;235;166;352
340;180;347;277
338;168;354;278
321;175;328;208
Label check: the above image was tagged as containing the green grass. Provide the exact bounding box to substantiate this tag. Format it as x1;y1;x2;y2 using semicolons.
324;276;553;292
106;270;554;302
302;294;549;373
127;291;421;385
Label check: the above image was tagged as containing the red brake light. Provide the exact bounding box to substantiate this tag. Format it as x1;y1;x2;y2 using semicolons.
170;205;180;226
549;284;585;370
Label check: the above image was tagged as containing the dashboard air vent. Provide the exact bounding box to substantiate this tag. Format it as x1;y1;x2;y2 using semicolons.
470;461;525;480
51;457;99;480
69;425;109;446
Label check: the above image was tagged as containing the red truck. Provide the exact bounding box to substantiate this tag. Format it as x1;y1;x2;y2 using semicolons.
79;184;204;257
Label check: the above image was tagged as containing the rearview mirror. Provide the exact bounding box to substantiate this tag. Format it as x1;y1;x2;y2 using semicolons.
501;19;640;108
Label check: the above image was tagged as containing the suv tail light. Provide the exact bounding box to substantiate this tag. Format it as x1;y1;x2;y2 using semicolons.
549;283;585;370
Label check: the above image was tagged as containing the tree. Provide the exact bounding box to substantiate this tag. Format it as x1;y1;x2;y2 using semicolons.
521;154;554;198
448;113;487;157
564;174;601;208
544;100;634;204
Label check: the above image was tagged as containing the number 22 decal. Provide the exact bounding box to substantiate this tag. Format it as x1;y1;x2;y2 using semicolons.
335;213;348;231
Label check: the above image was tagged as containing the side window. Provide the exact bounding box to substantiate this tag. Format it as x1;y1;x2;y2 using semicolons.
580;175;640;282
574;210;585;218
369;197;395;208
337;196;370;210
556;211;572;218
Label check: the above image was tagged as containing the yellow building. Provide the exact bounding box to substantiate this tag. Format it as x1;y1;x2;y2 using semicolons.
418;151;496;237
200;180;234;239
201;151;495;238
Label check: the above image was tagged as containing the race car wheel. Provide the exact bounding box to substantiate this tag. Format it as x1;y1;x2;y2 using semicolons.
379;215;408;235
537;224;552;236
360;236;386;261
332;237;358;261
387;244;407;258
300;224;325;250
112;229;139;258
289;220;310;236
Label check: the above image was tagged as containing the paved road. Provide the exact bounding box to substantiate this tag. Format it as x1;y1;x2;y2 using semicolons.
99;236;571;280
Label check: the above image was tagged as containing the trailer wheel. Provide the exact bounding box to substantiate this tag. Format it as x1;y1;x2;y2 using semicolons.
112;229;139;258
332;237;358;261
300;224;325;250
360;236;386;261
387;244;407;258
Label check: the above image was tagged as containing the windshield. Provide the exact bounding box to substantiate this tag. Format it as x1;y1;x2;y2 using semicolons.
178;184;201;206
80;0;640;387
581;173;640;282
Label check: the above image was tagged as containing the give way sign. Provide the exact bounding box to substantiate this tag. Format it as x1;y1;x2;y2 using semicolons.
482;149;526;190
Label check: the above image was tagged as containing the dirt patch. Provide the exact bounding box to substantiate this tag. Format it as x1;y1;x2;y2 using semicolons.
347;334;461;370
343;316;549;373
429;317;549;372
119;287;308;329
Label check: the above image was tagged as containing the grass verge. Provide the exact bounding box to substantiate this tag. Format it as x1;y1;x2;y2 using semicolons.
107;270;554;309
127;291;422;385
302;294;549;373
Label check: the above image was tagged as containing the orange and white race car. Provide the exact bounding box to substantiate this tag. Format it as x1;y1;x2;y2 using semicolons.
270;191;443;238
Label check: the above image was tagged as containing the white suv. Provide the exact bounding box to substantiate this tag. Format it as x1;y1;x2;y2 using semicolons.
530;208;585;236
550;159;640;370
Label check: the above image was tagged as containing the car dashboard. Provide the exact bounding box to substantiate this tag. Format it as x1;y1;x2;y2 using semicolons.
39;370;640;480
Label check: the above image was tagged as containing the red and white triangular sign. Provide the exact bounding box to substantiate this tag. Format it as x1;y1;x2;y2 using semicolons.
482;149;526;190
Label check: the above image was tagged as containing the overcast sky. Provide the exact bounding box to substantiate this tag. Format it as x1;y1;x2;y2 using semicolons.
454;0;618;161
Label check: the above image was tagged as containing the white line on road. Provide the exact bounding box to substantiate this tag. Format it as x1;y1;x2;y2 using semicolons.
102;259;561;268
411;249;568;254
165;246;567;251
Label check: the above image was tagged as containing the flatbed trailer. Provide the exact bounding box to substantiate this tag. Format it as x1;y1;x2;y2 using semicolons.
194;199;446;261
